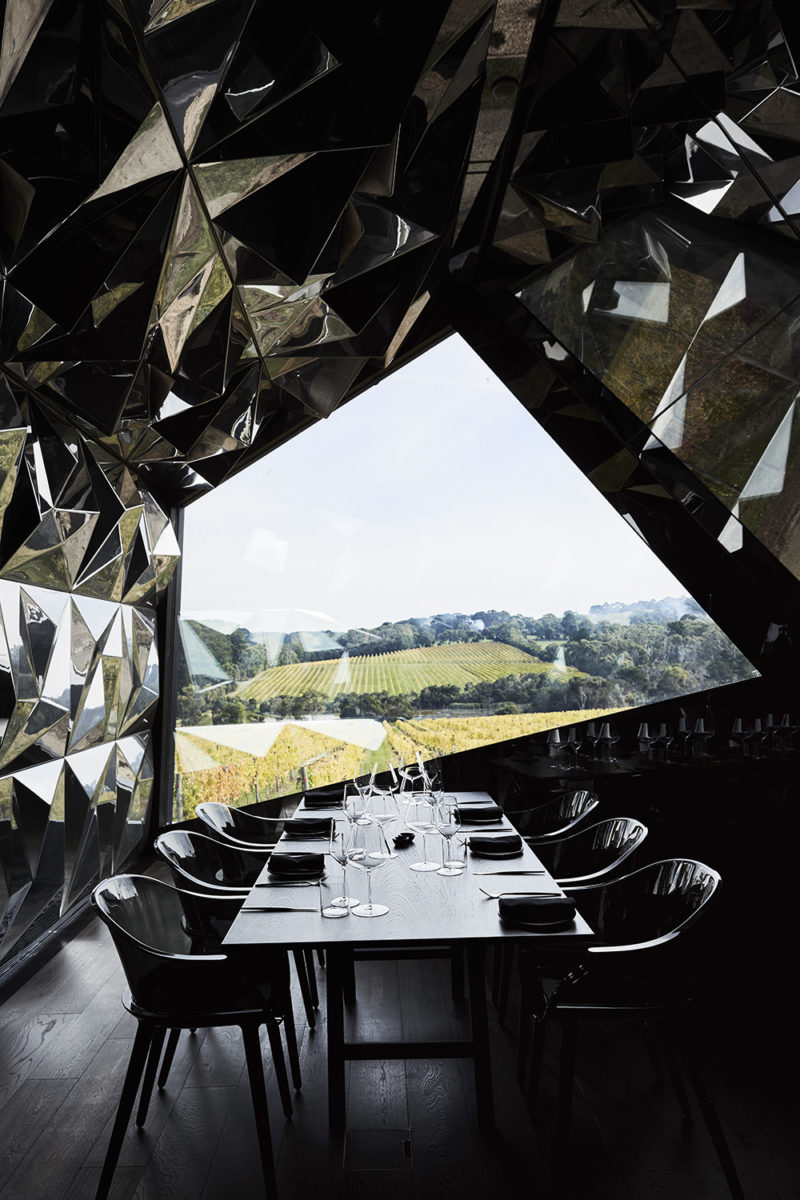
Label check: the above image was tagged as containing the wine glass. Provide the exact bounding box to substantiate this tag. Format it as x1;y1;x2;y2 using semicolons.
327;823;359;910
563;727;582;772
342;781;369;826
434;797;463;877
546;727;563;769
365;782;399;858
346;822;390;917
405;794;441;872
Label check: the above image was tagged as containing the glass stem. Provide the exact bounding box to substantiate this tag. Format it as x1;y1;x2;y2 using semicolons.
366;870;373;910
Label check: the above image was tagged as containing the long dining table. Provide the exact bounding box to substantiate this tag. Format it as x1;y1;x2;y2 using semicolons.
223;789;594;1132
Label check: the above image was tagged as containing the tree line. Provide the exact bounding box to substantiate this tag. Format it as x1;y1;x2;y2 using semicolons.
176;603;753;726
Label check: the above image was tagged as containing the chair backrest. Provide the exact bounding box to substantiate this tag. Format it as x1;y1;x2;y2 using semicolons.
154;829;265;892
196;801;279;847
567;858;721;953
92;875;283;1015
534;817;647;883
515;789;600;837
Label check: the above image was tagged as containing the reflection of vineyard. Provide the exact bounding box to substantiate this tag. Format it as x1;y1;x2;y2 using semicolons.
174;726;365;819
237;640;571;700
382;709;615;760
173;705;616;820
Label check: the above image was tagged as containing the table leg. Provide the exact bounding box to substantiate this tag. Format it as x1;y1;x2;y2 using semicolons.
326;947;346;1133
466;942;495;1132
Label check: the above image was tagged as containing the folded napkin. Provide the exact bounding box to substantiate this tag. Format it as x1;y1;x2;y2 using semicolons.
468;833;522;856
267;851;325;878
283;817;332;839
302;789;343;809
455;802;504;823
498;895;576;926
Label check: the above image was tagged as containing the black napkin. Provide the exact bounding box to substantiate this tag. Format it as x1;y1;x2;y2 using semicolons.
468;833;522;856
283;817;332;839
498;895;576;926
455;803;503;823
302;789;343;809
267;851;325;878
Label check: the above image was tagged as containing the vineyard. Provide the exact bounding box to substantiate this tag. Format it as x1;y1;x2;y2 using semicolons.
173;726;368;820
173;705;616;818
381;709;616;760
237;640;573;701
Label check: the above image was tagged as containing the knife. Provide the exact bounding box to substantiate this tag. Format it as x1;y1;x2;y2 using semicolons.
253;881;317;888
242;905;319;912
474;870;547;876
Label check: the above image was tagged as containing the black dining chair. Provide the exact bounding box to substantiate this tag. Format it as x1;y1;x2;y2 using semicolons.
507;788;600;838
529;816;647;884
92;875;291;1200
492;817;648;1022
518;858;744;1200
196;800;282;848
154;829;320;1025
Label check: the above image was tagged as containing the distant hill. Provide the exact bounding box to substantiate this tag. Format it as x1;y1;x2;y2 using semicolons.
587;597;705;624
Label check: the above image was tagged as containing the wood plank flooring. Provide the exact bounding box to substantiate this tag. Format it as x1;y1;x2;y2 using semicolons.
0;916;796;1200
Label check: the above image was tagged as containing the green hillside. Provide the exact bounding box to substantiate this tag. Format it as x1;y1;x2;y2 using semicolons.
237;639;571;701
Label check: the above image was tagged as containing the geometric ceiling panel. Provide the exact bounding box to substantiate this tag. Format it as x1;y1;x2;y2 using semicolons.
1;0;525;506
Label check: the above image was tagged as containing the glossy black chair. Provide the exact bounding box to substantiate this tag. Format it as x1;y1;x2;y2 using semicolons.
196;800;282;849
92;875;290;1200
144;877;302;1115
529;816;647;884
154;830;320;1025
518;859;744;1200
508;788;600;838
492;817;647;1021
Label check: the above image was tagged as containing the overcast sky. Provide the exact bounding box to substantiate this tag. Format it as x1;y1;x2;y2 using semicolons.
181;335;686;631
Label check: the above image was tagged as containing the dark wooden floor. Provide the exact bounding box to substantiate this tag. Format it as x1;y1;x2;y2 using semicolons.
0;915;796;1200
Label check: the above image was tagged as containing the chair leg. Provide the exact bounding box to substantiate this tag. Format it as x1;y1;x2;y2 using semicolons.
282;997;302;1091
641;1021;666;1084
96;1024;152;1200
658;1018;692;1118
136;1025;167;1128
316;948;325;967
556;1018;577;1148
157;1028;182;1090
292;949;316;1029
303;948;319;1008
265;1018;293;1119
517;1000;531;1089
526;1018;547;1115
675;1013;746;1200
241;1023;278;1200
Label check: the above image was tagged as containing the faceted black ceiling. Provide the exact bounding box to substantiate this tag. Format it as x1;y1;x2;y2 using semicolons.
4;0;800;961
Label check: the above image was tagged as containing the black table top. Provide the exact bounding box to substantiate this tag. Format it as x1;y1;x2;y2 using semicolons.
223;790;594;951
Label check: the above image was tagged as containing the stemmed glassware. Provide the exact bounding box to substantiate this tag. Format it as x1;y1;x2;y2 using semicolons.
342;781;369;826
365;776;400;858
405;793;441;872
346;821;390;917
563;727;582;772
434;796;463;876
327;823;359;911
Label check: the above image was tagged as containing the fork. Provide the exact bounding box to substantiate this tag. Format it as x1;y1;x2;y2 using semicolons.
479;887;558;899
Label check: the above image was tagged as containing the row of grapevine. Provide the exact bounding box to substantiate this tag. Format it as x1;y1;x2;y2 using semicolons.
238;640;573;702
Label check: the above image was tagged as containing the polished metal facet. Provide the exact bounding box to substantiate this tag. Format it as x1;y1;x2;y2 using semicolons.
3;0;800;958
